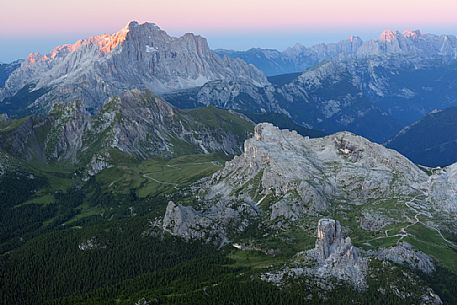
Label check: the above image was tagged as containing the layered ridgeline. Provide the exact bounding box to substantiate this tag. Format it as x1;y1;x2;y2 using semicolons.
171;30;457;146
157;123;457;303
217;30;457;76
0;21;267;114
0;89;253;174
4;26;457;153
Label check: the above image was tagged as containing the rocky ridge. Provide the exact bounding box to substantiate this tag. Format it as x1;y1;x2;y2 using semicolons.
189;31;457;144
0;21;268;112
219;29;457;76
0;89;254;170
375;242;435;274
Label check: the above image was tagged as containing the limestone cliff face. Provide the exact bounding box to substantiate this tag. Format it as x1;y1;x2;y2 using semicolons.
260;218;367;290
204;123;428;217
162;200;258;246
0;21;268;111
308;219;368;289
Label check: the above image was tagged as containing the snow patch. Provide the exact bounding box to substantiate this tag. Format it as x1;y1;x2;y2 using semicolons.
145;45;158;53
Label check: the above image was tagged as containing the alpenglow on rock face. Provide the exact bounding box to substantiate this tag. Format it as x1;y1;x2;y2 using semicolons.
0;21;268;111
218;29;457;76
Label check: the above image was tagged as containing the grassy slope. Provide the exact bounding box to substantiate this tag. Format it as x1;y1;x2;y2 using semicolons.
185;106;254;139
96;153;228;198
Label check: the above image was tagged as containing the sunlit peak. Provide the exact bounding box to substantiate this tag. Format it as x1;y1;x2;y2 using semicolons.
403;29;421;39
379;30;398;42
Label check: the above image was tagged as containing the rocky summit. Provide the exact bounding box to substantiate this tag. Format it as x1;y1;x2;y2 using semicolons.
0;21;267;112
203;123;429;215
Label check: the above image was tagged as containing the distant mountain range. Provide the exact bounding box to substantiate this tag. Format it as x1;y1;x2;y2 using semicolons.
167;54;457;145
216;30;457;76
2;24;457;166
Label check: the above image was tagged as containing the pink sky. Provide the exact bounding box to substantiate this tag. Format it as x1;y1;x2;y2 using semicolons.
2;0;457;35
1;0;457;62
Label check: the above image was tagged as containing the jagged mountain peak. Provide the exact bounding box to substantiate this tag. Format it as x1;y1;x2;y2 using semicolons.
403;29;421;39
379;29;423;42
379;29;400;42
0;21;267;112
24;21;170;65
348;35;363;43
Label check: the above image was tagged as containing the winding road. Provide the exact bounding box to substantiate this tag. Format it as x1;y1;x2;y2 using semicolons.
366;195;457;249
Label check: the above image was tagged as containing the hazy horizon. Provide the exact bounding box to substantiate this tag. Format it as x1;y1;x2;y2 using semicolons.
1;0;457;63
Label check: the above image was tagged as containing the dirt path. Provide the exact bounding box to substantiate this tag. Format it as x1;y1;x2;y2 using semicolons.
401;198;457;248
366;194;457;249
143;173;180;189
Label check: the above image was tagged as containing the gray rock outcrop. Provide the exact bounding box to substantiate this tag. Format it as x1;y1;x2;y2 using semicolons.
376;242;435;274
360;210;393;231
203;123;428;219
308;219;368;289
262;219;368;290
162;200;258;246
420;290;443;305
